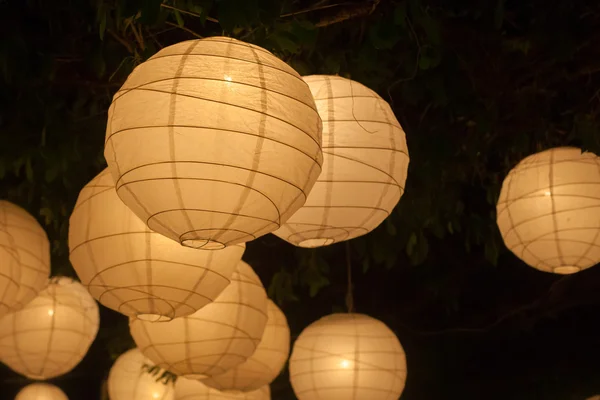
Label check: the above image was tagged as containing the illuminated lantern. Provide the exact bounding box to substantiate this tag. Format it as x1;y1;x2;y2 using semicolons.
108;348;175;400
0;277;99;380
130;261;268;378
69;169;245;321
497;147;600;274
0;201;50;312
202;300;289;392
175;378;270;400
15;383;68;400
289;313;407;400
273;75;409;248
0;222;20;317
105;36;323;250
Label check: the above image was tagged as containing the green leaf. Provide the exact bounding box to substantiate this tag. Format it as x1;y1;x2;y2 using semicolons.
362;257;370;273
98;7;107;40
272;34;300;54
309;275;329;298
173;9;185;27
484;240;499;266
393;3;407;27
140;0;163;25
385;219;397;236
406;232;418;256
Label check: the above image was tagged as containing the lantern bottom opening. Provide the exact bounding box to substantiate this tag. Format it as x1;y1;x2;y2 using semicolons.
181;238;226;250
299;238;335;248
553;266;581;274
137;313;173;322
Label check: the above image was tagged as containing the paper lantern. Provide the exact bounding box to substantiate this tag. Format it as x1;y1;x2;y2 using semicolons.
175;378;270;400
289;313;407;400
0;202;50;311
15;383;68;400
104;36;323;250
69;169;245;321
108;348;175;400
0;217;20;317
273;75;409;248
130;261;268;378
0;277;99;380
497;147;600;274
202;300;289;392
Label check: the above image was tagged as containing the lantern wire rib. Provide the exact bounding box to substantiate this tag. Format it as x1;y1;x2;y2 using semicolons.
345;242;354;313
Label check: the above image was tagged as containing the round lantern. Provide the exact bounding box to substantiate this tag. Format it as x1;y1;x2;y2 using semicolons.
104;36;323;250
108;348;175;400
496;147;600;274
0;201;51;311
130;261;268;378
175;378;270;400
69;169;245;321
0;277;99;380
289;313;407;400
273;75;409;248
202;300;289;392
15;383;68;400
0;221;20;317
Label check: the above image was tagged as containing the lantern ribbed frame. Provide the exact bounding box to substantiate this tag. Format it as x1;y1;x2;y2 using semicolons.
497;147;600;274
15;383;68;400
130;261;268;378
289;313;407;400
273;75;409;248
201;300;290;392
108;348;175;400
0;277;99;380
105;36;323;250
69;169;244;322
0;220;20;317
175;378;270;400
0;201;50;313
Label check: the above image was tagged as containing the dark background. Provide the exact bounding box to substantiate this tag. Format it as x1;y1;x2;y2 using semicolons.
1;0;600;399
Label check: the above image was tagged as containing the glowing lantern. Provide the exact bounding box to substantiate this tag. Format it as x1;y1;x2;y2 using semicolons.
108;348;175;400
69;169;245;321
273;75;409;248
289;313;407;400
0;201;50;312
497;147;600;274
0;277;99;380
15;383;68;400
202;300;289;392
104;36;323;250
130;261;268;378
175;378;270;400
0;222;20;317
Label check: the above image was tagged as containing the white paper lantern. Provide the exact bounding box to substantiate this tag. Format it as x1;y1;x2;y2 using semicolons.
497;147;600;274
69;169;245;321
108;348;175;400
175;378;270;400
202;300;289;392
0;217;20;317
15;383;68;400
289;313;407;400
130;261;268;378
104;36;323;250
0;277;99;380
273;75;409;248
0;202;50;311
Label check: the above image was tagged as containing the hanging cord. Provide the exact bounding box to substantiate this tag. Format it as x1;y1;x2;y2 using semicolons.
345;241;354;313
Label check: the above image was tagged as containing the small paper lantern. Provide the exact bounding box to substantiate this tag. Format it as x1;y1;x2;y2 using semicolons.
69;169;245;321
175;378;270;400
0;277;99;380
130;261;268;378
15;383;68;400
497;147;600;274
105;36;323;250
108;348;175;400
202;300;289;392
289;313;407;400
0;202;50;311
273;75;409;248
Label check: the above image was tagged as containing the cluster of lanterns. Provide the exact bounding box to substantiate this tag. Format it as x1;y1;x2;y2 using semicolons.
1;35;599;400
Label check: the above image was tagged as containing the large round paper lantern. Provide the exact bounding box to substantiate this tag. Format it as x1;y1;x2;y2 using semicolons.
69;169;245;321
15;383;68;400
0;201;50;311
289;313;407;400
273;75;409;248
497;147;600;274
0;218;20;317
0;277;99;380
176;378;270;400
104;36;323;250
130;261;268;378
202;300;289;392
108;348;175;400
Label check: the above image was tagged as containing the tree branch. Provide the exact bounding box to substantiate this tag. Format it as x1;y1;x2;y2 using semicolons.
107;29;134;54
160;4;219;23
165;21;203;39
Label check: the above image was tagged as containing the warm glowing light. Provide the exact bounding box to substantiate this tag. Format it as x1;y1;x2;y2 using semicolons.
224;75;232;82
544;191;551;196
153;393;160;399
339;359;350;368
47;309;54;316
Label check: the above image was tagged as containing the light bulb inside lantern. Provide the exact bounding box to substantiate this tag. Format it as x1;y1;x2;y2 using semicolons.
544;191;551;196
339;359;350;369
224;75;232;82
47;309;54;316
153;392;160;399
